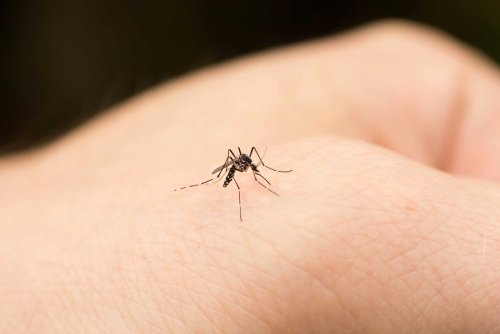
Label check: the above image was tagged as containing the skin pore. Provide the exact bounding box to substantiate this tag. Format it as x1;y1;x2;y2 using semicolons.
1;20;500;333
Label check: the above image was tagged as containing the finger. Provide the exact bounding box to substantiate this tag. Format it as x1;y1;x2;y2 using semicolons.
307;21;500;181
22;20;499;185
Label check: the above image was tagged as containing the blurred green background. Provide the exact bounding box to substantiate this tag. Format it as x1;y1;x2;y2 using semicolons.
1;1;499;153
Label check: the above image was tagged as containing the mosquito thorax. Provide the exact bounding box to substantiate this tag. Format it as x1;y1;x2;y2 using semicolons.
234;157;250;172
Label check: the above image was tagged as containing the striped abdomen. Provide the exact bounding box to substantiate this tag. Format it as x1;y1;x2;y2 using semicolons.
223;167;236;187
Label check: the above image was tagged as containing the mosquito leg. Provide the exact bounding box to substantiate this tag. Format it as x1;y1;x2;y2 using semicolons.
249;147;292;173
172;177;214;192
252;171;279;196
214;149;237;177
254;171;271;185
233;177;242;222
174;161;229;192
216;156;231;178
228;149;237;159
254;147;267;168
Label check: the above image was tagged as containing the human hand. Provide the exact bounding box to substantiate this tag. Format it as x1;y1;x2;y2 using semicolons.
1;20;500;333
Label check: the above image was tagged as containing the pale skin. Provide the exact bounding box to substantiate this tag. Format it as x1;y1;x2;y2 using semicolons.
1;20;500;333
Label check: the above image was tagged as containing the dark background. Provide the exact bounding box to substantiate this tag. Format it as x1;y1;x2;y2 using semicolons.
2;1;500;153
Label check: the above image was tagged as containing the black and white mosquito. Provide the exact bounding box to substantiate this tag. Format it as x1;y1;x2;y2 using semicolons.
173;147;292;221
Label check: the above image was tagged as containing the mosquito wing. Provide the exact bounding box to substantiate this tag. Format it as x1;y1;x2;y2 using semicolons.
212;160;234;174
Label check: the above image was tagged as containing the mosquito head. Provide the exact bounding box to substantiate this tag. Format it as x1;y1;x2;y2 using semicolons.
241;154;252;164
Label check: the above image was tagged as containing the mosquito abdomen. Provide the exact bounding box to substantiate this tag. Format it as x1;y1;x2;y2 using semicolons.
223;167;236;187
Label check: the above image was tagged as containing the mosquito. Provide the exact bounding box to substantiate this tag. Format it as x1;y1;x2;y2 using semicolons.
173;147;292;221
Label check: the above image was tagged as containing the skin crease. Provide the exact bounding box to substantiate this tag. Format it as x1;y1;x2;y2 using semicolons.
1;19;500;333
